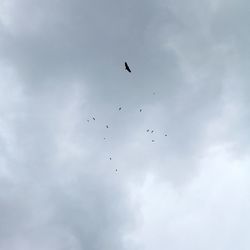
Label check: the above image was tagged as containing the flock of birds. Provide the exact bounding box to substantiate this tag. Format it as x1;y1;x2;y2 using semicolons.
86;62;168;172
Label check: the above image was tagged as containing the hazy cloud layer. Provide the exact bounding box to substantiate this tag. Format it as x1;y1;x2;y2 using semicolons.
0;0;250;249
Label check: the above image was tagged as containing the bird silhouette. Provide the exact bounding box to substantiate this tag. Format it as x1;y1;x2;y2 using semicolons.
92;117;95;121
110;157;112;160
165;134;167;137
146;129;150;132
151;130;154;133
140;109;142;112
106;125;109;128
119;107;122;110
125;62;131;73
152;140;155;142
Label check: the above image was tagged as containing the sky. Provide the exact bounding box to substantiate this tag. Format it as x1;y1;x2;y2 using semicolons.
0;0;250;249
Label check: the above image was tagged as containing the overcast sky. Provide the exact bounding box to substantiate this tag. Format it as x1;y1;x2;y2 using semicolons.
0;0;250;249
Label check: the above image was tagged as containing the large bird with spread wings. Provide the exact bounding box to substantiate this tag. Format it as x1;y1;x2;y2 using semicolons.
125;62;131;73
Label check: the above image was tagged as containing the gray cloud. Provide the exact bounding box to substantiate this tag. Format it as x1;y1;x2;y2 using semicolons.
0;0;250;249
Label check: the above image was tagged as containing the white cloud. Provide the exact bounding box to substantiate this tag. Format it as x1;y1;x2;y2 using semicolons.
129;147;250;250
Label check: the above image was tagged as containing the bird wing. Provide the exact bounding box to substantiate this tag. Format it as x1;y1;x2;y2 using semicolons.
125;62;131;72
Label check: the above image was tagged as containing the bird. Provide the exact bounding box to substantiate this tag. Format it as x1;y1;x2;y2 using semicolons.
151;130;154;133
106;125;109;128
165;134;167;137
115;169;118;172
92;117;95;121
140;109;142;112
152;140;155;142
146;129;150;132
104;137;106;140
125;62;131;73
119;107;122;111
110;157;112;160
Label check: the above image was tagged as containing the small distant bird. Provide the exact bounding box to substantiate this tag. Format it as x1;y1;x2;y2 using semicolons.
92;117;95;121
151;130;154;133
115;169;118;172
152;140;155;142
140;109;142;112
104;137;106;140
125;62;131;73
110;157;112;160
119;107;122;110
165;134;167;137
146;129;150;132
106;125;109;128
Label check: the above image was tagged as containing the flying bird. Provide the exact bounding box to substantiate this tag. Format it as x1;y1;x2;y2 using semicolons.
110;157;112;160
106;125;109;128
165;134;167;137
151;130;154;133
119;107;122;111
140;109;142;112
92;117;95;121
146;129;150;132
125;62;131;73
152;140;155;142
